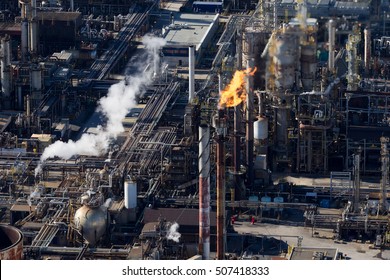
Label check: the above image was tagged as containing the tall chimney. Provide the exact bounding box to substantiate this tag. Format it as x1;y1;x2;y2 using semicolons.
328;19;335;72
364;28;371;76
213;110;226;260
188;45;195;103
246;58;254;188
198;124;210;260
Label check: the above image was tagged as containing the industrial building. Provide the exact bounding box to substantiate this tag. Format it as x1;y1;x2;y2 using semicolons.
0;0;390;261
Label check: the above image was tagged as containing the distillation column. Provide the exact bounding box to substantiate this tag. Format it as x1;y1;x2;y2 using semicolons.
328;19;335;72
29;0;39;55
1;35;12;109
20;0;29;62
364;27;371;76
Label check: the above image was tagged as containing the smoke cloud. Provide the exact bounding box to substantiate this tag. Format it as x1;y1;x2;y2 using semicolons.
166;222;181;243
35;35;166;176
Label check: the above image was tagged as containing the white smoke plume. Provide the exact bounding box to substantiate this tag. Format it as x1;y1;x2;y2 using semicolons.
166;222;181;243
35;35;166;176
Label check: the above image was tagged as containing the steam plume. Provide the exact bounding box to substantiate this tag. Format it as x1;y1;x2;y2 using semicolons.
166;222;181;243
35;35;166;176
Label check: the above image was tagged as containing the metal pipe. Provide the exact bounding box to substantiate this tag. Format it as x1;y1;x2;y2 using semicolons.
328;19;335;72
189;45;195;103
246;58;254;188
198;124;210;260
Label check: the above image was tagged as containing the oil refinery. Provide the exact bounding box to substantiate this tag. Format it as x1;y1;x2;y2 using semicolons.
1;0;390;260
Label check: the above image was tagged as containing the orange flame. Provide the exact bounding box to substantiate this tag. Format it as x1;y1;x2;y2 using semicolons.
218;67;257;108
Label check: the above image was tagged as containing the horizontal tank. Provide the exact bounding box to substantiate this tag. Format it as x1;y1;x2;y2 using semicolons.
124;180;137;209
273;196;284;212
254;117;268;140
74;205;107;246
0;225;23;260
261;195;271;211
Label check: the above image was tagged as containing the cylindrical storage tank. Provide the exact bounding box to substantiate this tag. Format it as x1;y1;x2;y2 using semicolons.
124;180;137;209
74;205;107;246
254;117;268;140
0;225;23;260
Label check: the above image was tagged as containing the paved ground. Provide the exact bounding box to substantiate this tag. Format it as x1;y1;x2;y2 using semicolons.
233;220;386;260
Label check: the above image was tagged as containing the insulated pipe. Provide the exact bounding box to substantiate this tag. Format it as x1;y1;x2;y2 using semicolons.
189;45;195;103
246;58;254;188
198;124;210;260
328;19;335;72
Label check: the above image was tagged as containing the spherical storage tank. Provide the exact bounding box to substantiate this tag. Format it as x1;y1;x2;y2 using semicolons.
124;180;137;209
0;225;23;260
254;117;268;140
74;205;107;246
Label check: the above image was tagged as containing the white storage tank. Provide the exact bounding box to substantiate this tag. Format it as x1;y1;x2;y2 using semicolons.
254;117;268;140
124;180;137;209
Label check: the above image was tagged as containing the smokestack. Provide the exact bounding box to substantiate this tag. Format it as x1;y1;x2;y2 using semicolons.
198;124;210;260
246;58;254;188
1;35;11;108
213;110;226;260
189;45;195;103
328;19;335;72
21;18;28;62
364;28;371;76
